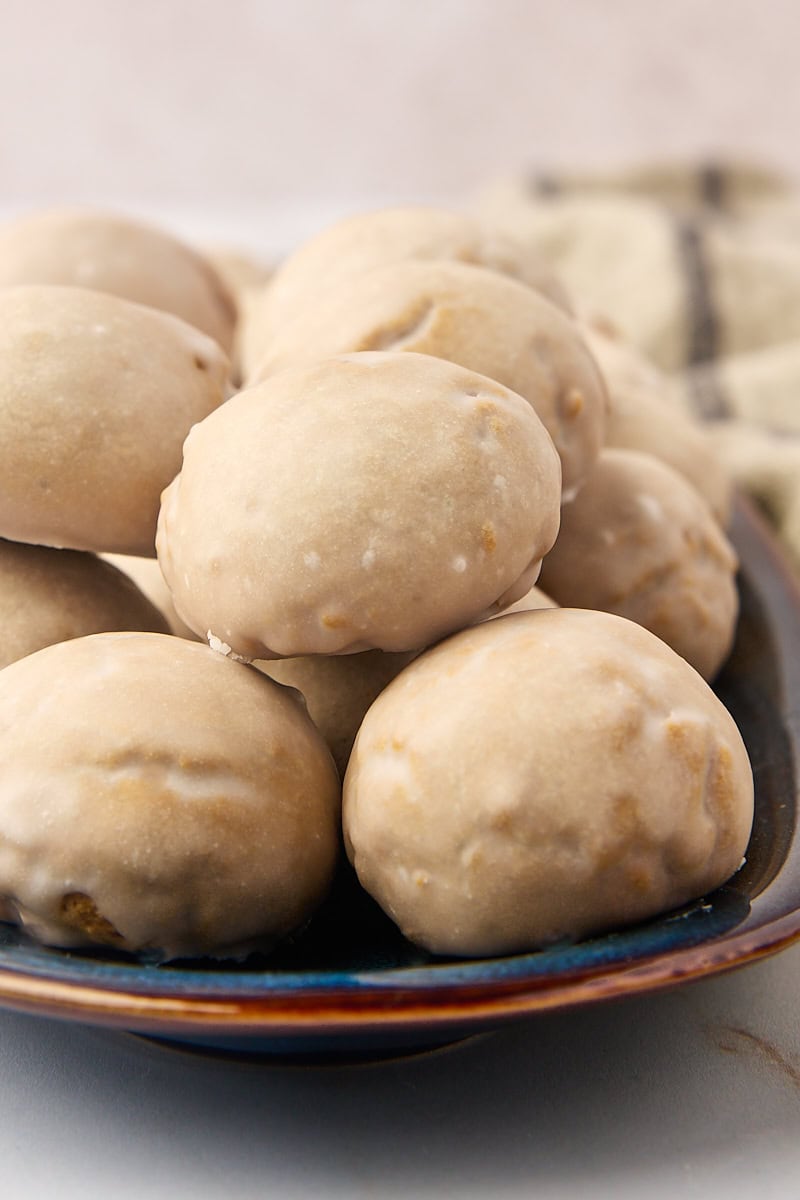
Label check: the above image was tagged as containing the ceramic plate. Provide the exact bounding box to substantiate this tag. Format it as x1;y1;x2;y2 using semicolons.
0;495;797;1062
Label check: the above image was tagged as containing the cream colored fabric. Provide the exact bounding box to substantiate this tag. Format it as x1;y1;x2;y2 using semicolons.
478;162;800;572
517;162;792;217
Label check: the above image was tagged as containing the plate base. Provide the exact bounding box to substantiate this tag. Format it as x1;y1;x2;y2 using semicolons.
132;1028;483;1067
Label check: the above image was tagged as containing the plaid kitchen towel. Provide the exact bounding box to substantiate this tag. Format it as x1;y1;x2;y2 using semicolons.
477;161;800;574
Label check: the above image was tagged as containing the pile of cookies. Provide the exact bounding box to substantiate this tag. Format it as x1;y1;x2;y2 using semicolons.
0;206;753;962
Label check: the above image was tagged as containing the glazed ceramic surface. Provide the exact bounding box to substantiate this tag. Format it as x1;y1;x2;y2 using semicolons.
0;495;796;1060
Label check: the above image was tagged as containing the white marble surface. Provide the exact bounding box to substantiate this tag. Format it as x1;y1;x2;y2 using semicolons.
2;944;800;1198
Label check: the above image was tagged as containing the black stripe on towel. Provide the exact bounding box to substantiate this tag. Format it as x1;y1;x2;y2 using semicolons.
527;171;561;198
673;217;731;419
698;162;727;211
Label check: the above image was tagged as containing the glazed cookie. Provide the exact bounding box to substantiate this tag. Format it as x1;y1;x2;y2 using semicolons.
483;583;557;619
205;247;274;387
0;209;236;352
205;246;273;303
102;553;200;641
157;352;562;659
583;324;733;524
250;261;606;495
260;588;558;778
0;286;229;556
344;608;753;957
0;633;340;960
0;540;169;669
239;206;570;376
258;649;418;779
538;449;738;680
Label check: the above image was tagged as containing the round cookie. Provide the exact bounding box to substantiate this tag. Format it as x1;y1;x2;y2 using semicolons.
204;247;274;388
0;209;237;352
0;540;169;668
205;246;273;303
538;449;738;680
0;633;340;960
344;608;753;957
583;323;733;524
157;352;562;659
250;260;606;495
240;206;570;376
258;649;418;779
259;585;557;778
0;285;229;556
483;583;557;620
102;553;200;641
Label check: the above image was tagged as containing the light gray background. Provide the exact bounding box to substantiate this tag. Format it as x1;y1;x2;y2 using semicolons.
1;0;799;249
1;3;799;1195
